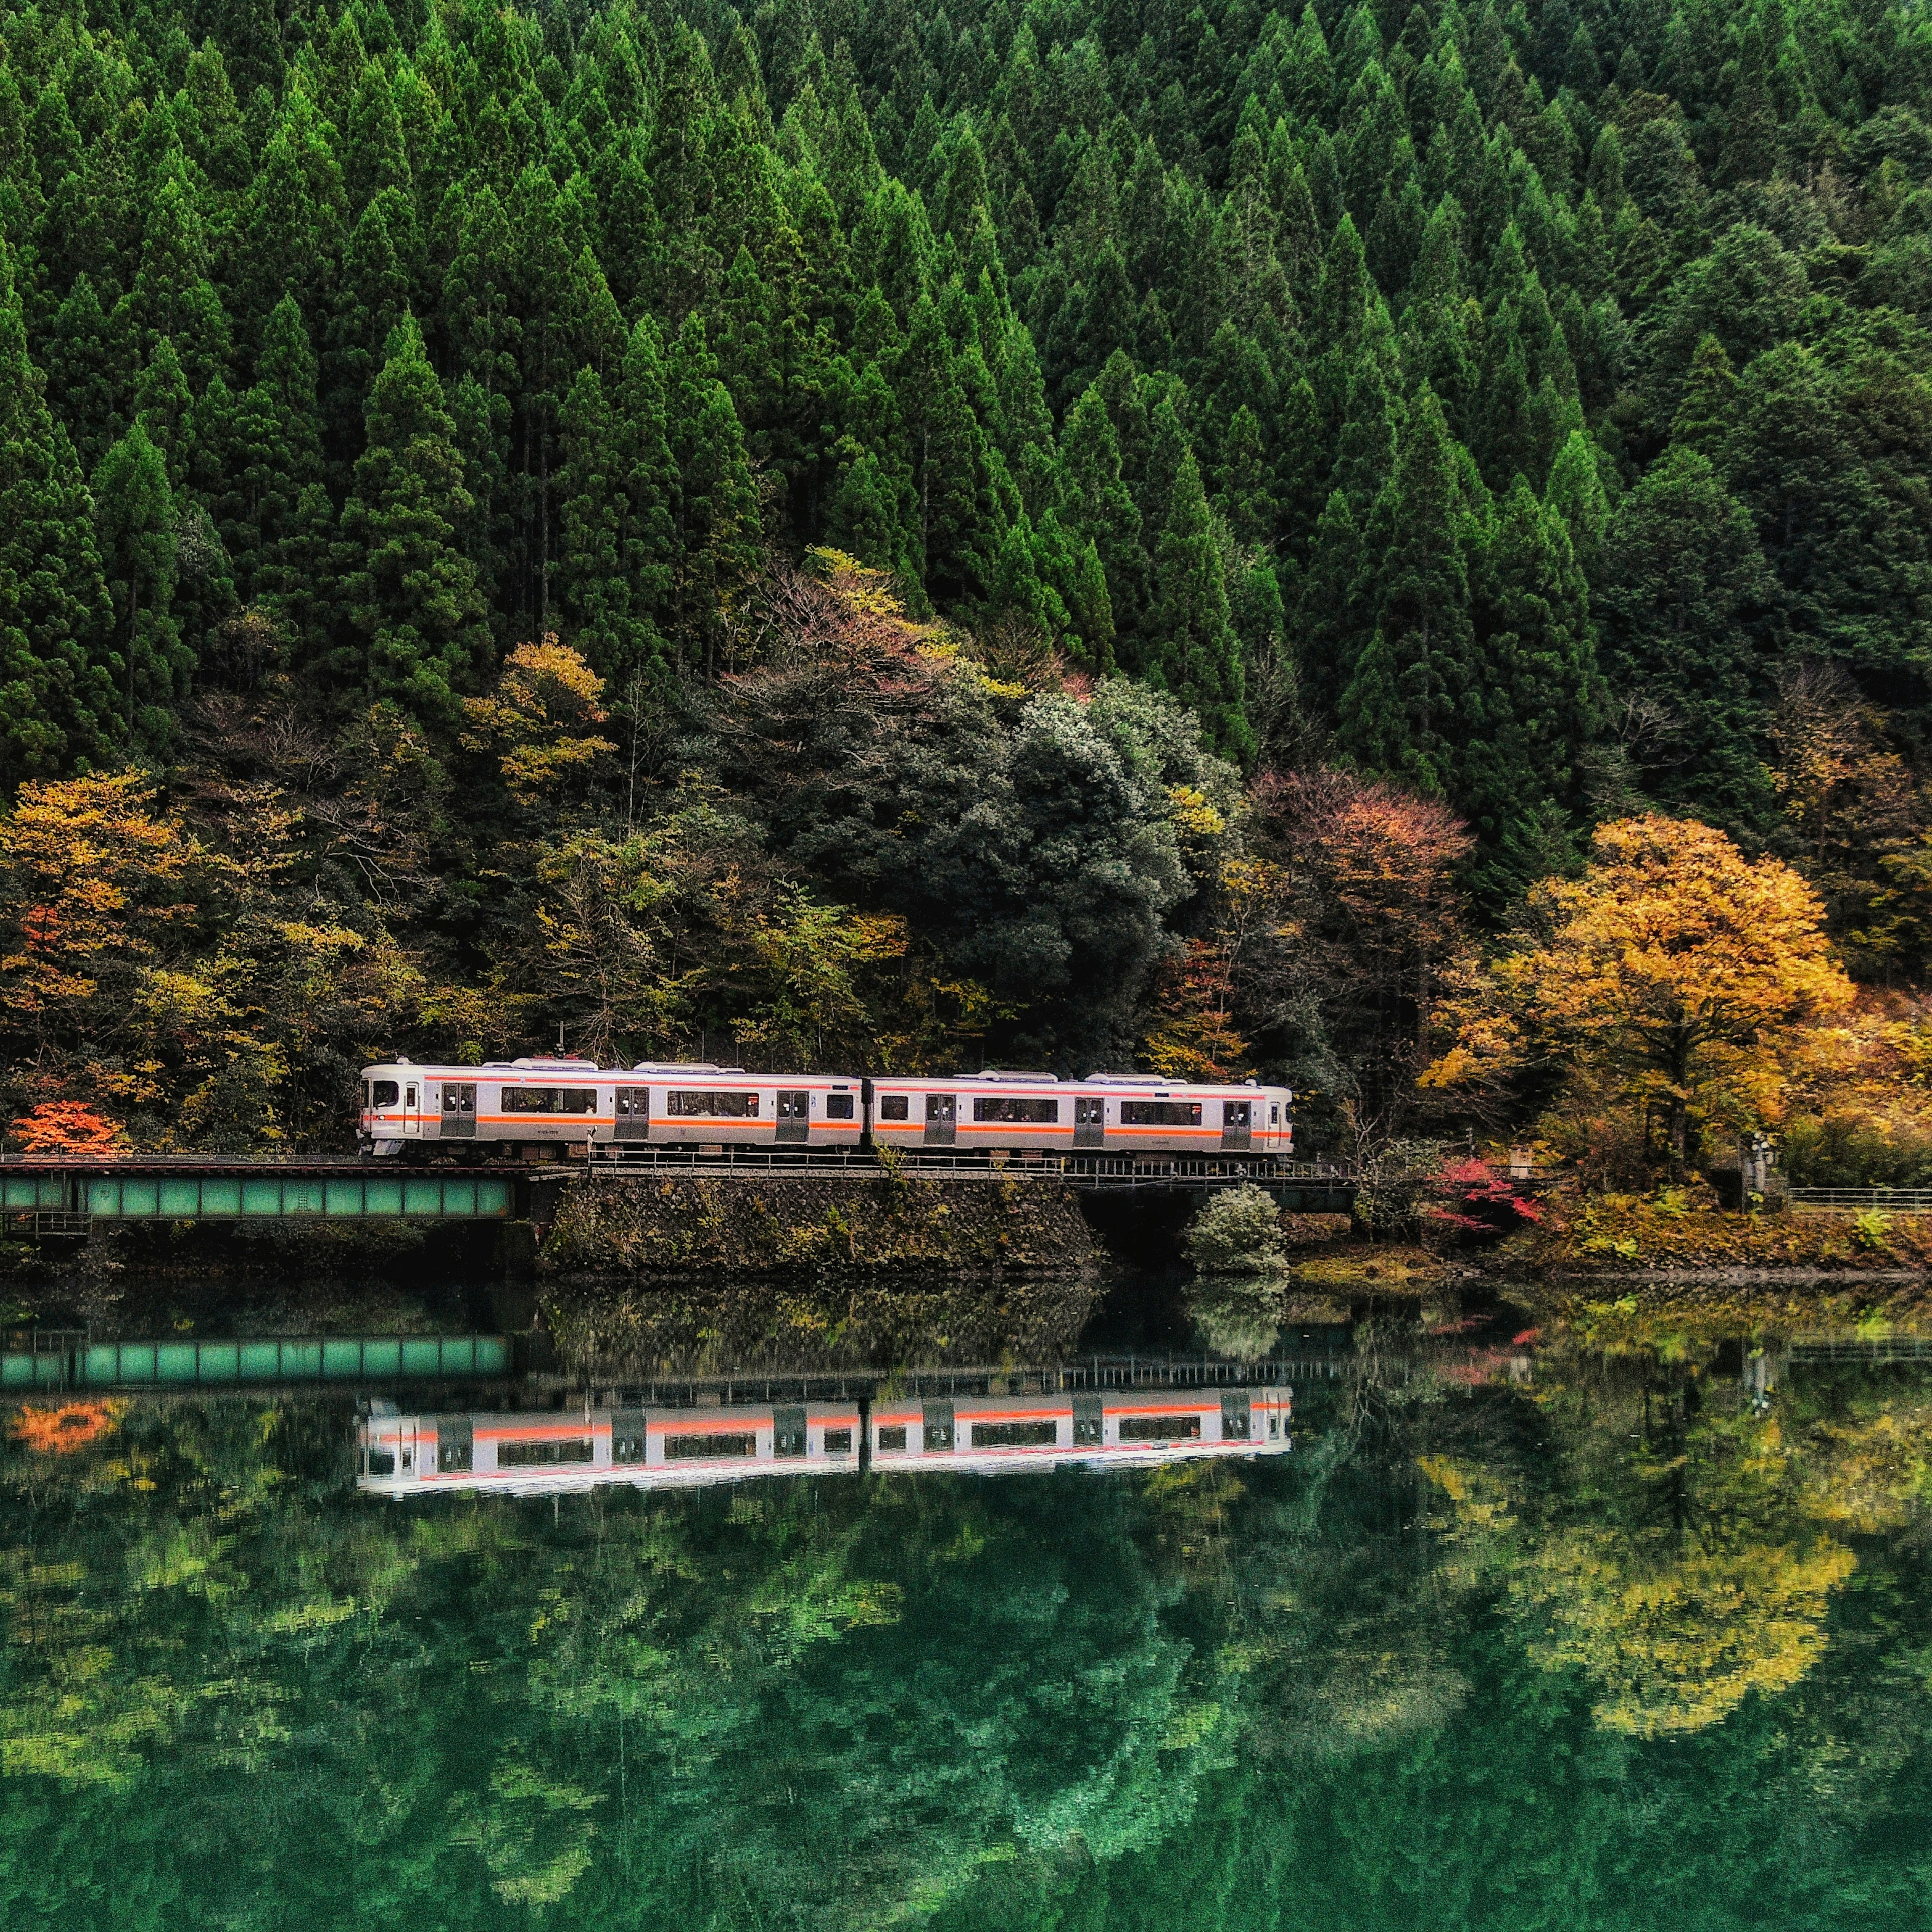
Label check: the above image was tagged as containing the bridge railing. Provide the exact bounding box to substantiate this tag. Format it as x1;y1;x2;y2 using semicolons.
1787;1186;1932;1211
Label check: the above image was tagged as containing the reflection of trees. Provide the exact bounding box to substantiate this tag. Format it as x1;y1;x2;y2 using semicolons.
1423;1342;1865;1739
0;1399;1253;1929
10;1347;1932;1928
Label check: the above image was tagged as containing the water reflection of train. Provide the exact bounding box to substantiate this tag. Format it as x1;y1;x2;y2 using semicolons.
358;1386;1292;1496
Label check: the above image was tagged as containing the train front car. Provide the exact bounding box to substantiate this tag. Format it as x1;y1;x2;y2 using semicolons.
357;1059;868;1157
358;1401;866;1496
358;1055;605;1157
865;1071;1295;1163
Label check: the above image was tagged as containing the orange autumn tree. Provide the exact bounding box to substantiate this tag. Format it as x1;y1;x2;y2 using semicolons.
11;1400;127;1453
1141;939;1250;1081
9;1100;129;1154
1424;816;1853;1180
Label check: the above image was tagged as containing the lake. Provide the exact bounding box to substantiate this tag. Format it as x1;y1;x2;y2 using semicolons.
4;1277;1931;1929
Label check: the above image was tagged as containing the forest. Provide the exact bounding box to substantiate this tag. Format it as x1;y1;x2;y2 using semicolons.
5;0;1932;1175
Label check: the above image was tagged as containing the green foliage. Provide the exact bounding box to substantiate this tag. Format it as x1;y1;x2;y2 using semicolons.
1183;1183;1289;1273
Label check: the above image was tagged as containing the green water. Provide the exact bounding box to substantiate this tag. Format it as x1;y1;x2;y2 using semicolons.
5;1305;1932;1929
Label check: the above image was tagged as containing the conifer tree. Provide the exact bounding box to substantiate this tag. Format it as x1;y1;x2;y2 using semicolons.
1339;385;1473;793
1151;449;1251;760
0;245;116;779
93;421;186;747
338;313;491;716
667;314;760;670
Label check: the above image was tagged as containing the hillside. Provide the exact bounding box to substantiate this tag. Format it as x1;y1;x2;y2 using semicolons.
3;0;1932;1159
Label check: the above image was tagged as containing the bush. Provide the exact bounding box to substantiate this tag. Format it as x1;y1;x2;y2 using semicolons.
1782;1113;1932;1188
1183;1185;1287;1273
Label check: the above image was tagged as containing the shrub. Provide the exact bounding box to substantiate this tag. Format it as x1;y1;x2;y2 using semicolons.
1184;1185;1287;1273
1782;1113;1932;1188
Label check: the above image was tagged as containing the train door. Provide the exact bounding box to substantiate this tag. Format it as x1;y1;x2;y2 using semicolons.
1221;1390;1251;1441
923;1400;955;1452
1073;1391;1104;1447
404;1080;420;1139
441;1082;477;1139
615;1087;650;1142
1221;1099;1252;1151
1074;1095;1105;1149
924;1093;957;1146
776;1090;809;1144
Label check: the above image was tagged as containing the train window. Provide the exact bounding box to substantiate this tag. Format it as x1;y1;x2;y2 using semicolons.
664;1432;756;1460
666;1090;761;1117
879;1094;910;1121
923;1419;954;1452
613;1433;647;1464
438;1439;473;1473
877;1425;908;1452
1270;1104;1280;1126
1118;1414;1202;1441
371;1081;400;1109
501;1087;597;1115
1120;1100;1202;1126
823;1428;853;1454
971;1420;1058;1447
366;1447;396;1476
826;1093;854;1120
775;1409;807;1458
499;1438;593;1467
972;1096;1059;1124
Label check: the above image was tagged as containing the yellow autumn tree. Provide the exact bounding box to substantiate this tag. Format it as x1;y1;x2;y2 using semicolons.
1424;815;1853;1179
1510;1530;1856;1738
460;637;616;801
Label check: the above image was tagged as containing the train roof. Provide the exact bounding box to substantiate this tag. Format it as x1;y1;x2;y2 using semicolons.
360;1059;1289;1090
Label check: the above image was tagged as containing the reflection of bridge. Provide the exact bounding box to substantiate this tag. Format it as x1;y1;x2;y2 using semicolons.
1;1327;514;1391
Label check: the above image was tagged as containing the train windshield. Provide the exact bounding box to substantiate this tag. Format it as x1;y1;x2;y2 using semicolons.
371;1081;400;1108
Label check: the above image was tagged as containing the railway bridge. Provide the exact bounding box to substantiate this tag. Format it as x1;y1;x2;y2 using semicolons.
0;1149;1358;1239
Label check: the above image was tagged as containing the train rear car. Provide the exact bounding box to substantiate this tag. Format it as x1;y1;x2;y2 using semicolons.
866;1071;1294;1161
867;1386;1291;1473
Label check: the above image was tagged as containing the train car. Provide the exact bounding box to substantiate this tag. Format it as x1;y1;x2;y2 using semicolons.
358;1059;866;1157
866;1070;1294;1162
867;1386;1291;1474
358;1386;1291;1497
358;1399;866;1495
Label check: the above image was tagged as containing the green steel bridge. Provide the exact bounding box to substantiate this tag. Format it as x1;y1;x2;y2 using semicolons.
0;1151;1358;1234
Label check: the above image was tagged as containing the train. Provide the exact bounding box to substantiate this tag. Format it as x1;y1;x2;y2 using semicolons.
358;1385;1292;1496
357;1059;1294;1162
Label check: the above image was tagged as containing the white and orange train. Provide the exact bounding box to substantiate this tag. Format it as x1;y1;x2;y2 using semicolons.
358;1060;1294;1162
358;1385;1292;1496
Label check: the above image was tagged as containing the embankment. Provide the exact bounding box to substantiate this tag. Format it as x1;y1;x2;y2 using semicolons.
540;1170;1101;1277
538;1171;1103;1371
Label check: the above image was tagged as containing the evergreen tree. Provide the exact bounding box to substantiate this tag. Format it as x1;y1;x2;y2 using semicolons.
1338;385;1473;794
92;421;186;748
338;313;491;716
1597;447;1780;835
1150;450;1251;760
0;245;116;779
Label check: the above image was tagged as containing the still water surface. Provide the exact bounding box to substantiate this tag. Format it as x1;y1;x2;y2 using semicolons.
6;1282;1932;1928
